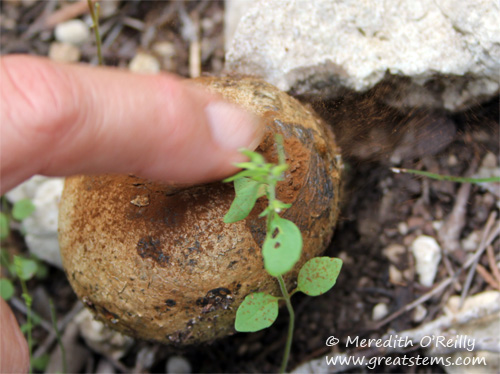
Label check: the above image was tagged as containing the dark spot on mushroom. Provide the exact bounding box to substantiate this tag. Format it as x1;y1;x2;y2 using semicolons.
82;296;96;311
196;288;234;312
100;306;119;323
206;288;231;298
196;297;208;307
136;236;170;267
165;299;176;307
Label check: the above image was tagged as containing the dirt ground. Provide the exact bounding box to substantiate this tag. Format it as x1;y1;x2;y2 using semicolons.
1;1;499;373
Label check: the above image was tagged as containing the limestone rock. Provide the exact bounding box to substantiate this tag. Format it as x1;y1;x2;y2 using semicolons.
6;176;64;269
438;291;500;374
225;0;500;111
74;308;134;360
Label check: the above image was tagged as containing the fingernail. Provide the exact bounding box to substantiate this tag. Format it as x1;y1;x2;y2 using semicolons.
205;101;262;151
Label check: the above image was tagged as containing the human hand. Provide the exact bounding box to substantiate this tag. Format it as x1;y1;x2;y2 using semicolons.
0;55;262;372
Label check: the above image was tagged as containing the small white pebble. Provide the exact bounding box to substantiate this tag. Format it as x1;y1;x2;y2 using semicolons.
166;356;191;374
372;303;389;321
412;304;427;323
461;230;481;252
49;42;81;63
411;235;442;287
382;244;406;264
336;251;353;265
55;19;90;46
431;220;443;231
388;264;404;285
95;359;115;374
129;52;160;74
98;0;120;18
201;18;215;33
397;222;408;235
153;42;176;58
447;154;458;166
481;152;498;169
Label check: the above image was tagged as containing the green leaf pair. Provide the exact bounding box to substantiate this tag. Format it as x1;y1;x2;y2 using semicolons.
235;257;343;332
0;197;36;240
14;256;38;281
224;178;265;224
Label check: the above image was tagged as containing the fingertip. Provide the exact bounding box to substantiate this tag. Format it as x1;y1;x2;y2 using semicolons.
205;101;263;152
0;299;29;373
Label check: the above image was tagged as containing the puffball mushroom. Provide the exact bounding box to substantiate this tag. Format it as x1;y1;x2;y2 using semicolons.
58;76;342;345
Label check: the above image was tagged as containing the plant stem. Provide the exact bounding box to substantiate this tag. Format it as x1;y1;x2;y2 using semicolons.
277;275;294;374
19;279;32;374
87;0;103;65
391;167;500;184
49;299;67;374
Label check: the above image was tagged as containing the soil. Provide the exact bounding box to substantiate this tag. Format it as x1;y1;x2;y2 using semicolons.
1;1;499;373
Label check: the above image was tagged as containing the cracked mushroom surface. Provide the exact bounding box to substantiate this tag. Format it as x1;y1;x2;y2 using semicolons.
58;76;342;345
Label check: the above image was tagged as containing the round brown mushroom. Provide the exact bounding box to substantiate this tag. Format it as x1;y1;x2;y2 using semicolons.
58;76;342;345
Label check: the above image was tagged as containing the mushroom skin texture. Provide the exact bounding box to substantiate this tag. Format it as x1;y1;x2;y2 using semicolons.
58;76;342;345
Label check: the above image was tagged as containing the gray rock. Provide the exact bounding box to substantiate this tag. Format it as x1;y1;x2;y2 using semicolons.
6;176;64;269
225;0;500;111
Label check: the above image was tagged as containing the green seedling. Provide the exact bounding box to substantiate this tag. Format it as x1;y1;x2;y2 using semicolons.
0;197;36;240
391;167;500;184
1;254;49;374
50;299;67;374
224;135;342;373
0;195;47;374
15;255;35;373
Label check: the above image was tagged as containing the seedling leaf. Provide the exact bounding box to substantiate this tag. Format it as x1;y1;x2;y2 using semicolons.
32;354;50;371
0;278;14;300
263;216;302;276
235;292;279;332
240;149;266;165
224;178;265;223
12;199;35;221
14;256;38;281
297;257;343;296
0;212;8;240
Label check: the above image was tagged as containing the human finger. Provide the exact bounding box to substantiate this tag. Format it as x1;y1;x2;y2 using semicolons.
0;299;29;373
0;55;262;193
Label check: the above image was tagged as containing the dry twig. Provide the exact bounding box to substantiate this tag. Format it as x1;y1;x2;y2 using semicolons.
487;245;500;284
475;263;500;290
438;182;472;252
460;212;498;307
33;301;84;359
44;0;89;29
